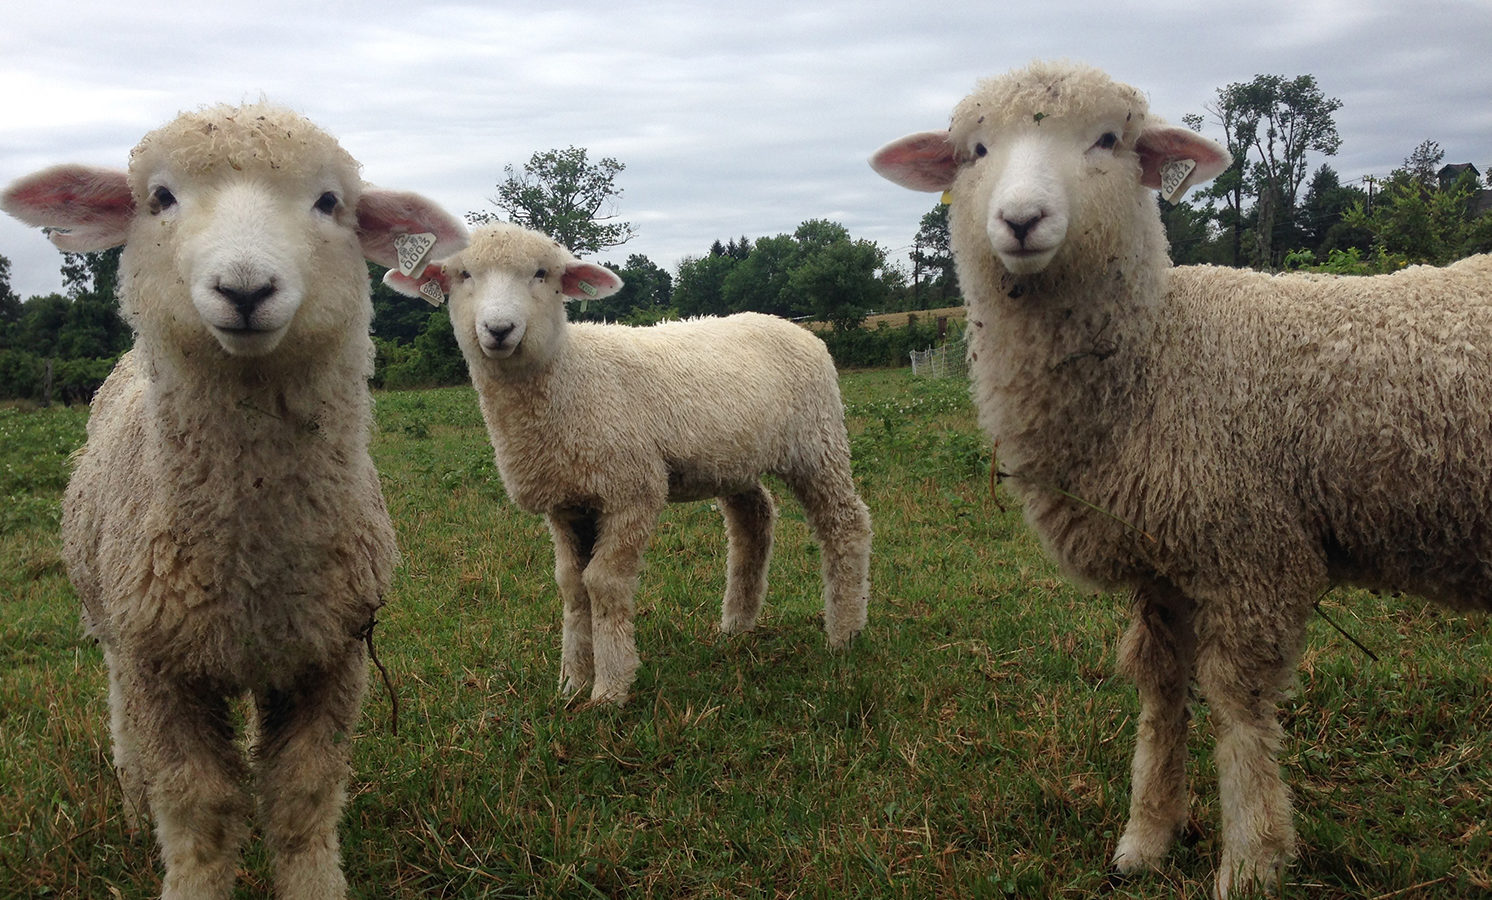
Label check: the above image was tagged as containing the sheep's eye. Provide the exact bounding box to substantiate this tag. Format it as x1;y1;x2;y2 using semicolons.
458;270;471;280
149;185;176;214
974;143;988;158
1094;132;1119;151
534;268;548;280
314;191;339;214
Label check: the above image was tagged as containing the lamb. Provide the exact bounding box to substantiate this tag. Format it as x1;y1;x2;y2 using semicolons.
384;222;872;704
871;60;1492;896
1;102;467;900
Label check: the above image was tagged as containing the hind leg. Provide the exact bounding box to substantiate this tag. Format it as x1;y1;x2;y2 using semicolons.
255;650;368;900
1112;580;1197;874
719;482;776;635
785;466;871;647
547;509;599;695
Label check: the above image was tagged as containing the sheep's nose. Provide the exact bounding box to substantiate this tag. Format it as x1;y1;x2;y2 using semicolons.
485;322;515;345
215;281;278;319
1004;214;1043;245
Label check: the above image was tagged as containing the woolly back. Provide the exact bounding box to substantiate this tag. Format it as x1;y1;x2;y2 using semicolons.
121;102;374;377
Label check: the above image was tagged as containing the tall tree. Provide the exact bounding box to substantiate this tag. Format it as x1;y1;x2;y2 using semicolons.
1205;74;1342;267
910;203;955;303
0;254;21;348
470;146;637;255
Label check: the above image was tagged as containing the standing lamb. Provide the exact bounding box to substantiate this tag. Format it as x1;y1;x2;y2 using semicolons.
871;60;1492;896
385;223;872;704
1;103;467;900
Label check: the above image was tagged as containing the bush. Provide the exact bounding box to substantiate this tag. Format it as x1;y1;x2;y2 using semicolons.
819;319;961;369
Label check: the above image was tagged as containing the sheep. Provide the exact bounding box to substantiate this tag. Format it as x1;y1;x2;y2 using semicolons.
384;222;872;704
1;102;467;900
870;60;1492;896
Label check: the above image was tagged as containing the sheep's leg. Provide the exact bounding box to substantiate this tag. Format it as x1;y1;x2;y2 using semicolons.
548;509;598;695
584;504;661;704
1112;580;1196;875
254;650;368;900
104;649;151;833
719;482;776;635
785;469;872;646
128;676;251;900
1196;604;1307;898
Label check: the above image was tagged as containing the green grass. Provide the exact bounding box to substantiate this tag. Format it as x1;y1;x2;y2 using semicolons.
1;372;1489;898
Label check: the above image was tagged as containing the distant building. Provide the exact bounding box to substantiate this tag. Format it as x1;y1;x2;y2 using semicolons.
1438;163;1492;216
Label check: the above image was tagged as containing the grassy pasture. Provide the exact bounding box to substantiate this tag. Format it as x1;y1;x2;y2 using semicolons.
0;370;1487;898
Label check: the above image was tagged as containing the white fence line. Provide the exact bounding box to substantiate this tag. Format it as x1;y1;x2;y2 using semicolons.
909;335;969;378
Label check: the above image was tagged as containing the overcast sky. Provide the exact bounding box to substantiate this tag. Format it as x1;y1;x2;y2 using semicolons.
3;0;1491;300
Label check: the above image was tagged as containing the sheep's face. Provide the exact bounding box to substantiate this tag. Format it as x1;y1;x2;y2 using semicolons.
132;167;363;358
0;102;469;369
125;107;367;359
434;224;622;373
871;62;1230;280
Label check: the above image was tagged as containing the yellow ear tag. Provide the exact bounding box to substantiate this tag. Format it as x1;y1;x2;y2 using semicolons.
940;190;953;205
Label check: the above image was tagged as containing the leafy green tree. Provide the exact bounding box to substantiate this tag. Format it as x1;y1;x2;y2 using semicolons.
0;254;21;348
576;253;673;323
469;146;637;255
789;237;887;332
1343;161;1492;265
1296;164;1369;255
721;234;800;317
1201;74;1342;267
370;261;442;344
910;203;956;304
673;253;737;318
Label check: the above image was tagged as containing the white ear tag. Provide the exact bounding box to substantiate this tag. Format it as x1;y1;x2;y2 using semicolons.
1159;158;1198;203
394;232;439;277
418;279;445;307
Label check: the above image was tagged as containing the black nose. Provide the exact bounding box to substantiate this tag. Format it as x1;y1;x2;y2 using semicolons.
486;323;515;344
1005;214;1042;245
215;281;277;320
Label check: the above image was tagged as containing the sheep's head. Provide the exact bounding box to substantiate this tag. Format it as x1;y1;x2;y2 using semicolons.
1;102;467;362
871;61;1230;279
386;223;622;372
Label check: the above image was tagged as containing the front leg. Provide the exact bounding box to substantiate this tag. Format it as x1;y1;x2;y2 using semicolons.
1112;579;1197;875
253;649;369;900
583;503;662;704
547;509;599;695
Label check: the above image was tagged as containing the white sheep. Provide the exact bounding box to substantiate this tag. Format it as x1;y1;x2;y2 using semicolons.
871;60;1492;896
385;222;872;704
1;102;467;900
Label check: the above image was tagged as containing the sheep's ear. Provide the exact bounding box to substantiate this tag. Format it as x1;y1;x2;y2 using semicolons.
0;164;134;252
357;189;469;269
382;264;452;307
1135;125;1231;201
869;131;958;192
560;262;623;301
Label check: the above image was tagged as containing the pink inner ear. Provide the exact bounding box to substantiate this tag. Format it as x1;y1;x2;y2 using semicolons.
561;263;622;299
1;165;134;250
356;189;469;268
870;131;958;192
1136;126;1231;190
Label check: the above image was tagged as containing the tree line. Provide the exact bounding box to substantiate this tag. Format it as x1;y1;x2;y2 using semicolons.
3;77;1490;402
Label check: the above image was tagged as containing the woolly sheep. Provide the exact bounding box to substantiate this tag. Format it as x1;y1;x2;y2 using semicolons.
385;223;872;704
1;102;467;900
872;60;1492;896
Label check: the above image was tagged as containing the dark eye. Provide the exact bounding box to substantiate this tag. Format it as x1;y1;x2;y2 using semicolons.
534;268;548;280
1094;132;1119;151
458;270;470;280
974;143;988;158
149;185;176;214
314;191;339;214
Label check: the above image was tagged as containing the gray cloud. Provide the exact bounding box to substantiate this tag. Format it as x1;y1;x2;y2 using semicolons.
3;0;1490;299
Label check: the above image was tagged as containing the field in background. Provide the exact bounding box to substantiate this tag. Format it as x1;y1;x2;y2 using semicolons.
0;371;1488;898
